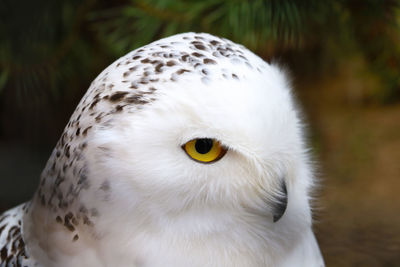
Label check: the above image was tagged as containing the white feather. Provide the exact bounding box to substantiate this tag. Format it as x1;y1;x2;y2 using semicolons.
1;32;324;267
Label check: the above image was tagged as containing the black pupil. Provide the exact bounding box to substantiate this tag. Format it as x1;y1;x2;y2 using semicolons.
195;139;214;154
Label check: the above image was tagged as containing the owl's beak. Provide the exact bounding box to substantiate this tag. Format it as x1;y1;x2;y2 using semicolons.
272;180;288;223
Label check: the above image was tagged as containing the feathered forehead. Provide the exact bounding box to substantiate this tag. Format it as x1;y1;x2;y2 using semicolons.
76;32;268;119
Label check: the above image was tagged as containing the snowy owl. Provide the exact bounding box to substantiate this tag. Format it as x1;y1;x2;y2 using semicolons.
0;32;324;267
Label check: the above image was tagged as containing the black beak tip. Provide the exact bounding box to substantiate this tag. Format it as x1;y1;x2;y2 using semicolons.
272;180;288;223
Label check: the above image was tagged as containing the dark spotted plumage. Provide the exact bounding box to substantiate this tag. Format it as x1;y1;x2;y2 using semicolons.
0;204;39;266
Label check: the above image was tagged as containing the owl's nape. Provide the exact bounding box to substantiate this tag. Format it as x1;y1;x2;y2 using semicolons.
0;32;324;267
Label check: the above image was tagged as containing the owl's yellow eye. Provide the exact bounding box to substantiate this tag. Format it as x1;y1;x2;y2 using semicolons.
183;138;227;163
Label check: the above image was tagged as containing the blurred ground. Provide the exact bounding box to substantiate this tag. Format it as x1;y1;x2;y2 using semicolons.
297;59;400;266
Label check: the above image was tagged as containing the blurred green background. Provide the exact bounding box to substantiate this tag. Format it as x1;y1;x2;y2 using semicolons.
1;0;400;266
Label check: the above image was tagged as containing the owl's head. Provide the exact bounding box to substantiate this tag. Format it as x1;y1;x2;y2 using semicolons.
33;33;314;249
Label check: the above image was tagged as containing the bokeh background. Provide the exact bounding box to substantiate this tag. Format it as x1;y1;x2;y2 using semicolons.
1;0;400;266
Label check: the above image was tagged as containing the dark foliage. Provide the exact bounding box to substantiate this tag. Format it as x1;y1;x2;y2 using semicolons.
0;0;399;144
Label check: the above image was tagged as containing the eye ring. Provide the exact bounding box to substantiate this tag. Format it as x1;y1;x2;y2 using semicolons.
182;138;227;164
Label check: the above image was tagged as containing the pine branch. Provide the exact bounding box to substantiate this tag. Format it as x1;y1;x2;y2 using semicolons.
91;0;318;55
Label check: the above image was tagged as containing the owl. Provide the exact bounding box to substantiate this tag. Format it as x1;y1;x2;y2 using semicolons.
0;32;324;267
